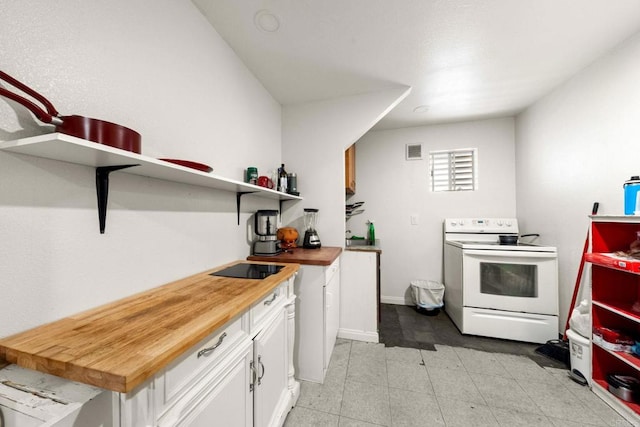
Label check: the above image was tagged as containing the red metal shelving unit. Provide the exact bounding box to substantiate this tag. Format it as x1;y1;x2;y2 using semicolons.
587;216;640;424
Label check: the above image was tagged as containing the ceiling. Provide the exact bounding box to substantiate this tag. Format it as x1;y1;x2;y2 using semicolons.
194;0;640;130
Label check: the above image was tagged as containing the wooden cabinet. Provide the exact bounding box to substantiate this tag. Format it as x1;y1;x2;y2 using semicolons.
586;216;640;425
345;144;356;194
294;258;341;383
339;250;380;342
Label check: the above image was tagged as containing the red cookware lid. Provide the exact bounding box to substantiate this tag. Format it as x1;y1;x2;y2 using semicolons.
158;159;213;173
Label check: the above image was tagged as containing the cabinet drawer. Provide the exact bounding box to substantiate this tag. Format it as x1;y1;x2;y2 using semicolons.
250;282;286;334
325;258;340;284
156;314;248;416
156;340;253;427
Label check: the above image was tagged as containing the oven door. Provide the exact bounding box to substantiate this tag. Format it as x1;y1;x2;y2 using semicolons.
462;249;558;315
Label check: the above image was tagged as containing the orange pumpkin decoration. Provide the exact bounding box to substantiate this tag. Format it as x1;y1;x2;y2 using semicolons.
277;227;299;249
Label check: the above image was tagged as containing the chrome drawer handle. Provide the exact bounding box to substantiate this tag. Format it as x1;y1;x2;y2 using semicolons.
257;355;265;385
197;332;227;358
264;293;277;306
250;360;258;392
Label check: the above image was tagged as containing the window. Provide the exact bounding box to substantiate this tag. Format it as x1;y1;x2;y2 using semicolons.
429;148;477;192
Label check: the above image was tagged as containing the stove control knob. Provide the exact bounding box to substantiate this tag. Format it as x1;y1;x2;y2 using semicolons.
497;220;503;226
459;220;465;226
450;221;457;226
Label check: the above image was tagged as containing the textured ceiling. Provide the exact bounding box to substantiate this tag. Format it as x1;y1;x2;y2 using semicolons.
194;0;640;130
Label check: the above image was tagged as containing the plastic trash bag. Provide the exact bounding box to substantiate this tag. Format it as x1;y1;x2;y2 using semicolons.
410;280;445;310
569;299;590;338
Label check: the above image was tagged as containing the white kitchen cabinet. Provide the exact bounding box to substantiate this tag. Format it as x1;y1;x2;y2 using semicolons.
151;312;252;427
168;306;289;427
294;258;340;383
253;307;288;427
0;263;299;427
156;340;253;427
325;264;340;365
117;277;298;427
153;313;249;424
183;347;252;427
339;250;379;342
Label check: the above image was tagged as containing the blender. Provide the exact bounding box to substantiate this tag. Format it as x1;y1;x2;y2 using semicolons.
253;210;281;256
302;208;321;249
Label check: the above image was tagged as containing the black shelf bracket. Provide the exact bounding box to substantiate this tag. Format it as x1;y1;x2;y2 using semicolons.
236;191;258;225
279;198;296;218
96;164;140;234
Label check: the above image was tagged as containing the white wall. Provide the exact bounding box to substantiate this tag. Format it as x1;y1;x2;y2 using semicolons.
516;31;640;332
0;1;282;336
354;118;517;304
281;87;410;246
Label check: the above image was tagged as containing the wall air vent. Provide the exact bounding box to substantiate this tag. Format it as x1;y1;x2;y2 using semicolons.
406;143;423;160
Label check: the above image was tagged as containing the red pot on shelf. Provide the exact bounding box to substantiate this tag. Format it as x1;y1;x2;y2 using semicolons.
0;70;141;154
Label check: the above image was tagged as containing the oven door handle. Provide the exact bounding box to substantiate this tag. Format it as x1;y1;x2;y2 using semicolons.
464;249;557;259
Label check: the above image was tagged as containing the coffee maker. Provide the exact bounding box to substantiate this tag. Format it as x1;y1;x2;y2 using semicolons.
253;210;281;256
302;208;321;249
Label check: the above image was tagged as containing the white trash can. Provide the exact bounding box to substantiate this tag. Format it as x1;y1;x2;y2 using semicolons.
410;280;445;311
567;328;591;386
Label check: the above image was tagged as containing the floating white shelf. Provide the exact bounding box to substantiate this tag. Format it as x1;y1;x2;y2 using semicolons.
0;133;302;231
0;133;301;200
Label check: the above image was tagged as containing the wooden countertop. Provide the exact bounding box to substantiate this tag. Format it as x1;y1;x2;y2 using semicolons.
0;261;299;393
247;246;342;266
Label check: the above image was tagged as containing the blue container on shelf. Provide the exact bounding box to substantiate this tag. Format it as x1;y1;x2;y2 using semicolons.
624;176;640;215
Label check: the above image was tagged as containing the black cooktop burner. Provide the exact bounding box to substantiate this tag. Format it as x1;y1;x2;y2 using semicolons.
210;263;284;280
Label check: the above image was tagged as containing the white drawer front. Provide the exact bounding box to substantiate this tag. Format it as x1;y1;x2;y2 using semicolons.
250;282;286;334
156;340;253;427
156;314;247;416
325;258;340;284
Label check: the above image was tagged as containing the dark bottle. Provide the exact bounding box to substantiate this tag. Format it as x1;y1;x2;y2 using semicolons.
278;163;288;192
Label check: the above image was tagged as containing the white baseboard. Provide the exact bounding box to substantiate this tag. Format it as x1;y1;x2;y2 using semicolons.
337;328;379;343
380;296;410;305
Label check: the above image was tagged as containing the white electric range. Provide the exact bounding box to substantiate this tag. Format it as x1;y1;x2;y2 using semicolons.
443;218;559;344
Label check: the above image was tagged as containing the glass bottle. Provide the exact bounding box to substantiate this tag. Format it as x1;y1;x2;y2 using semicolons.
368;220;375;245
278;163;288;192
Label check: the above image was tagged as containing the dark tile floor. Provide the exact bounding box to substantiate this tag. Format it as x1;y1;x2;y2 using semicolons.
378;303;567;369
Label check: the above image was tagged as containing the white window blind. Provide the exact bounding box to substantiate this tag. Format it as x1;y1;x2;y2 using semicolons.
430;148;477;192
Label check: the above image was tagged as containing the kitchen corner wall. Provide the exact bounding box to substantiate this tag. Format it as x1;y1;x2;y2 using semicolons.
354;118;517;304
280;87;410;246
516;31;640;332
0;1;281;337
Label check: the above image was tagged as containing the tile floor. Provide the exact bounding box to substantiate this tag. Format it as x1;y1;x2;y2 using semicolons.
285;339;633;426
378;304;566;369
284;306;635;426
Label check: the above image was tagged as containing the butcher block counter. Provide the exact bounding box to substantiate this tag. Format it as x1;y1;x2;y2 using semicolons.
248;246;342;266
0;261;299;393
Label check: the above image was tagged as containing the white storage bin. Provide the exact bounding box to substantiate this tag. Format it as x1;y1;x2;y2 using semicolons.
567;328;591;386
